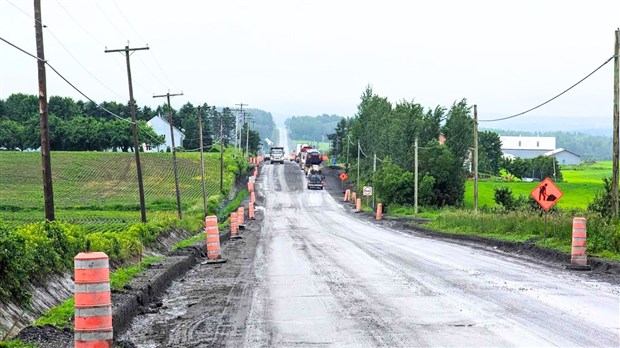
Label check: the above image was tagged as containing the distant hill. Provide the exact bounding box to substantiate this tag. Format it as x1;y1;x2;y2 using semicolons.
484;129;613;161
285;114;344;142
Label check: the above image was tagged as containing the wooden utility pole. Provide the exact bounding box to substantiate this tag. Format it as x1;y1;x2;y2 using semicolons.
105;45;149;222
153;92;184;219
373;153;377;208
612;29;619;218
357;140;361;194
234;103;247;158
197;106;208;217
473;105;479;213
218;107;224;193
414;137;418;218
34;0;55;221
244;111;252;157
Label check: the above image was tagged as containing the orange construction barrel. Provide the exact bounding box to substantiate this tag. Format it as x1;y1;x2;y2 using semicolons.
74;252;113;348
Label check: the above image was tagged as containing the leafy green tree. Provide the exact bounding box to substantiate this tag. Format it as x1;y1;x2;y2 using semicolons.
48;96;80;120
327;118;348;158
2;93;38;122
372;157;413;206
443;99;473;164
240;123;261;154
0;119;25;150
478;131;502;175
419;143;465;206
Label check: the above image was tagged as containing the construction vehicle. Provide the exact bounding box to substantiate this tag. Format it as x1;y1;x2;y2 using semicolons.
269;146;285;164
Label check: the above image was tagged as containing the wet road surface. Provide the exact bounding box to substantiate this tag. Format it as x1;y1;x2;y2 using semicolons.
122;159;619;347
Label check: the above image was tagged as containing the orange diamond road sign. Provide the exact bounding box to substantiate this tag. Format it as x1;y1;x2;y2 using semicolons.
531;177;563;211
339;172;348;181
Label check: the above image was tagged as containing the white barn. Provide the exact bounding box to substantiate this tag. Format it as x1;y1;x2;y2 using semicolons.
500;136;555;159
145;116;185;152
500;136;581;165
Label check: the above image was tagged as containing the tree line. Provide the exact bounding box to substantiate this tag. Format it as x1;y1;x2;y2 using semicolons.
0;93;275;154
327;86;560;208
285;114;344;142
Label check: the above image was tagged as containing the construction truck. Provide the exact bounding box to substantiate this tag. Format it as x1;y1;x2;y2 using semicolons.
269;146;285;164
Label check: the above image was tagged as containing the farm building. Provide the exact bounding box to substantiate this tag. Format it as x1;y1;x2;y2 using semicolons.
500;136;582;165
145;115;185;152
544;148;582;165
500;136;555;159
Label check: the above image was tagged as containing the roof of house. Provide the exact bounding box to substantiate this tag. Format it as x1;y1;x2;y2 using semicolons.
544;148;581;157
147;115;185;136
500;136;555;150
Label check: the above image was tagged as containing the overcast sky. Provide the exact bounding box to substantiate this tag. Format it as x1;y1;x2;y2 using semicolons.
1;0;618;128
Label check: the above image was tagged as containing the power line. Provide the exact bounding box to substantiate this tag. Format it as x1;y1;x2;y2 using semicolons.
0;36;166;146
6;0;126;100
479;55;616;123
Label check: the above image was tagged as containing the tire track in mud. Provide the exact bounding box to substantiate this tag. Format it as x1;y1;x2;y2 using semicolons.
119;221;260;347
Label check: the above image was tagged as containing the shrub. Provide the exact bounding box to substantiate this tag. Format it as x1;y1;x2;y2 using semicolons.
494;186;515;210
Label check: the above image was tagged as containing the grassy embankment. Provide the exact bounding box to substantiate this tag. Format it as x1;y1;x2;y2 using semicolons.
383;161;620;262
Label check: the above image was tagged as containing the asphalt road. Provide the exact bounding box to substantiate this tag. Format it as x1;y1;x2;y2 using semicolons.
121;158;619;347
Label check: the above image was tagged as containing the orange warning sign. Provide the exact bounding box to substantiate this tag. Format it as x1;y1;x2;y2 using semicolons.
339;172;348;181
531;177;563;211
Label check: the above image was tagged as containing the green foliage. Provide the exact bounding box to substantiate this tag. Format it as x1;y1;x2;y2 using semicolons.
341;87;476;208
218;190;249;219
32;298;74;329
493;186;515;210
588;177;613;218
372;158;413;207
418;175;436;206
109;256;163;290
420;144;465;207
172;233;204;250
500;155;562;181
478;131;503;175
0;218;176;305
0;340;37;348
427;210;620;261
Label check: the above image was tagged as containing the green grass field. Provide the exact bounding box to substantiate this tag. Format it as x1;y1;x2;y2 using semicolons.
0;151;236;226
464;161;612;210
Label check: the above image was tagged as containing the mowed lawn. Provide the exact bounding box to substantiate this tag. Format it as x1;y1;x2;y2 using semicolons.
464;161;612;210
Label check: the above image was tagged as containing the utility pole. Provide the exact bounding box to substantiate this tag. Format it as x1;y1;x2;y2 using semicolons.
197;106;208;217
34;0;54;221
414;137;418;218
612;29;619;218
357;140;361;194
235;103;247;158
473;105;479;213
218;107;224;193
244;111;253;157
373;153;377;208
105;45;149;223
153;91;184;219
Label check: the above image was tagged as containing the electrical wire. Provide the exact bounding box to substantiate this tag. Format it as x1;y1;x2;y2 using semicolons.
0;36;168;146
479;55;616;123
6;0;127;100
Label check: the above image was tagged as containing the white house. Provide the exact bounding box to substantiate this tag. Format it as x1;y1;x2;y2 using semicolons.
500;136;581;165
145;115;185;152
